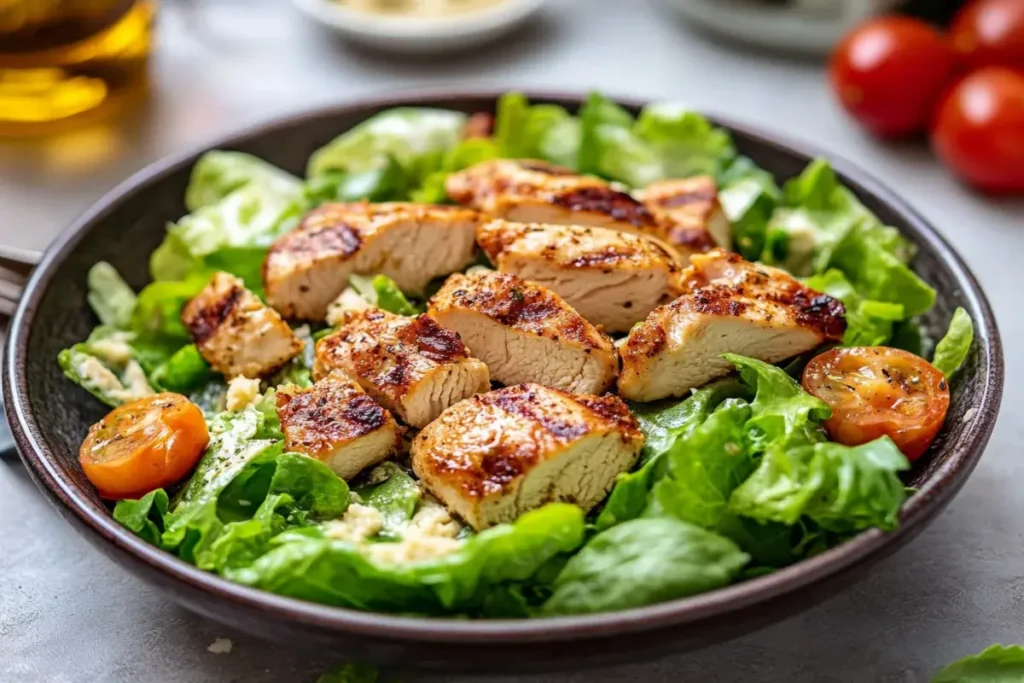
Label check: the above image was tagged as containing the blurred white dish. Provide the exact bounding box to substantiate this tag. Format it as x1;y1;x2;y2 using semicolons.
291;0;549;54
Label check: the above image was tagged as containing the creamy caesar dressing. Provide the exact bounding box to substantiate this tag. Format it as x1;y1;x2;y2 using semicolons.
75;354;154;404
323;497;464;565
335;0;507;19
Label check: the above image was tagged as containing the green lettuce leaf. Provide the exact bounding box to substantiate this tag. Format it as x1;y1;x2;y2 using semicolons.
226;503;585;615
185;151;303;212
149;344;212;393
577;91;661;187
308;108;466;180
86;262;137;329
724;353;831;451
317;664;383;683
805;269;905;346
542;518;748;615
58;326;156;407
718;172;779;260
729;437;909;532
112;488;169;546
348;274;420;315
129;274;209;348
932;644;1024;682
932;307;974;378
353;462;422;540
303;156;410;206
634;102;736;179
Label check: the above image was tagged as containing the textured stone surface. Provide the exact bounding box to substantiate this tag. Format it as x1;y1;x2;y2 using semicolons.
2;0;1023;681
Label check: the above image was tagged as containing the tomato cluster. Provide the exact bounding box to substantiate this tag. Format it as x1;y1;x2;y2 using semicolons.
829;0;1024;194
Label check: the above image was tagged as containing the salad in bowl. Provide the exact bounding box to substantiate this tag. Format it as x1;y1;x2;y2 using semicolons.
59;91;975;619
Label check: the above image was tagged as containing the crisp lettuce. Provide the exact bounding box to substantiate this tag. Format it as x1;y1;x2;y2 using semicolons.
729;437;909;533
490;92;581;169
932;307;974;377
58;326;156;407
542;518;748;615
303;156;409;206
308;108;467;180
86;262;137;329
149;344;212;393
932;644;1024;682
634;102;736;179
805;269;905;346
348;274;420;315
352;462;422;540
185;151;304;212
226;503;585;615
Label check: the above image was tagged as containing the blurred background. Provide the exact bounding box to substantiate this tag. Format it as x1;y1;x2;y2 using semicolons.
2;1;1023;682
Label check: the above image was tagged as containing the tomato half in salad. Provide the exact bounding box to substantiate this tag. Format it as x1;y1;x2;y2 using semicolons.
802;347;950;461
79;393;209;500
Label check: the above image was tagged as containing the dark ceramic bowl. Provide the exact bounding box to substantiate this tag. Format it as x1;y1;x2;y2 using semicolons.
3;91;1004;674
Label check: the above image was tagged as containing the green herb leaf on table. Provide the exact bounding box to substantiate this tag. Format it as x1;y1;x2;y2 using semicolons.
932;644;1024;682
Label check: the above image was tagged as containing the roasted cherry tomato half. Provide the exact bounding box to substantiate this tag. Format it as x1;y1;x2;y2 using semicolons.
79;393;209;500
829;16;957;137
951;0;1024;71
802;346;950;461
931;66;1024;194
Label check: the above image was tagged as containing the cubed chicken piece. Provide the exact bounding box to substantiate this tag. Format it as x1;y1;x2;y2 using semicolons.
412;383;644;530
313;309;490;428
618;249;846;401
446;159;662;236
428;271;618;395
263;202;480;320
276;372;401;480
476;219;683;333
182;272;303;379
637;176;731;256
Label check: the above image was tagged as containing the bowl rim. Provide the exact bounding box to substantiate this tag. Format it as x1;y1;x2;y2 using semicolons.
4;88;1005;644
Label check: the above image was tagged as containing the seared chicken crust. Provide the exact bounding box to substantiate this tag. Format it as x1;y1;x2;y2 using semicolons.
428;271;619;394
314;309;490;428
182;272;303;379
636;176;731;255
276;372;401;480
411;383;644;530
263;202;479;320
618;249;846;401
476;219;682;332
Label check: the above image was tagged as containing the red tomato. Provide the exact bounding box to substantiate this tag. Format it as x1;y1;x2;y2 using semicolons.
951;0;1024;71
829;16;957;137
802;347;950;462
931;66;1024;193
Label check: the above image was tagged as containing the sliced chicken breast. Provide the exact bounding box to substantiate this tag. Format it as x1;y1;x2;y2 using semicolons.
618;249;846;401
476;219;682;333
263;202;479;320
411;383;644;530
276;372;401;480
313;308;490;428
446;159;662;236
637;176;731;255
428;271;618;395
182;272;303;379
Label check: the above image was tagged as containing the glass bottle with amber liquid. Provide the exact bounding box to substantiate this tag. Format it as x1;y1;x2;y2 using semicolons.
0;0;154;135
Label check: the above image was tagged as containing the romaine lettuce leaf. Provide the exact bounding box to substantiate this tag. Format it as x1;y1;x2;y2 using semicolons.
353;462;421;540
348;274;420;315
185;151;304;212
718;173;779;261
149;344;212;393
931;307;974;377
225;503;585;615
58;326;156;407
729;437;909;532
932;644;1024;682
542;517;748;615
634;102;736;179
86;262;136;329
308;108;467;179
303;157;410;206
129;274;209;347
805;269;905;346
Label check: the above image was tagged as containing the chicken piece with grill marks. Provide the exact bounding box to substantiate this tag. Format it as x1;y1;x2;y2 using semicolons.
428;271;619;395
475;219;682;333
618;249;846;402
636;176;731;257
182;272;303;379
411;383;644;530
313;308;490;428
276;372;401;480
263;202;480;320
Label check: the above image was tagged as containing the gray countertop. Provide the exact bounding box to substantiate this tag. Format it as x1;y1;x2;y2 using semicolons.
2;1;1023;681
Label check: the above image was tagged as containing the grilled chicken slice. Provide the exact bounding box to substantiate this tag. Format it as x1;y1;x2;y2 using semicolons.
263;202;479;320
618;249;846;401
182;272;303;379
411;383;644;530
476;219;682;333
313;309;490;428
276;373;401;480
637;176;731;256
428;271;618;395
446;159;662;236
